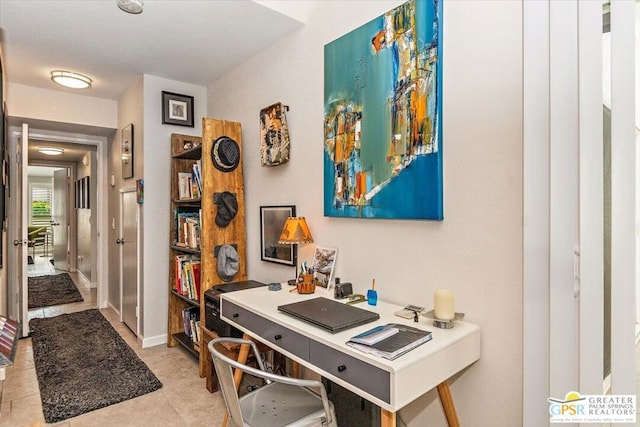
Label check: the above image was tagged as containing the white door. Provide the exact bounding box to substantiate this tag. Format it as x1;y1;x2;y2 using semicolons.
52;168;69;270
8;124;30;336
120;189;138;334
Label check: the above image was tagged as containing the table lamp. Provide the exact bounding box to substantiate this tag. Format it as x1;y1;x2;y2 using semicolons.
278;217;314;285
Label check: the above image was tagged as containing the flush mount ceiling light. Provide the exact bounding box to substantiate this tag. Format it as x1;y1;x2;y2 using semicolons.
117;0;143;14
50;70;92;89
38;147;64;156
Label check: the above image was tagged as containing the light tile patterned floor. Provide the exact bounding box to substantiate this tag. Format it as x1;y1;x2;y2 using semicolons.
0;258;225;426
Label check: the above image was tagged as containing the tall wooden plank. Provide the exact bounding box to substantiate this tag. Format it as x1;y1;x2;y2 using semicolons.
199;117;247;375
201;118;247;289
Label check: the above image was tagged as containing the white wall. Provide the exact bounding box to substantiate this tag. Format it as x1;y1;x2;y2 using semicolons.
76;154;96;285
208;1;523;425
110;79;144;313
7;83;117;129
0;42;6;315
140;75;207;346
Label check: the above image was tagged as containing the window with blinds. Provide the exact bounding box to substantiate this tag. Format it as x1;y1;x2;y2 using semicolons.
31;185;52;226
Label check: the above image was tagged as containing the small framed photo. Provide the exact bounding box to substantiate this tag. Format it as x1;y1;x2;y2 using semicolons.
162;91;194;127
312;245;338;289
122;123;134;179
260;205;296;266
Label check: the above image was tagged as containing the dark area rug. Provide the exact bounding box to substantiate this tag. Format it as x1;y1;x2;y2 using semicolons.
28;273;84;309
29;309;163;423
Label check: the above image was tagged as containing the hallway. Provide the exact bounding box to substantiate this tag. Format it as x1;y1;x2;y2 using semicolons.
0;257;226;426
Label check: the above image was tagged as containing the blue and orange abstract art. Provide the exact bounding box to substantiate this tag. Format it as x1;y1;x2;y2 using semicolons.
324;0;443;220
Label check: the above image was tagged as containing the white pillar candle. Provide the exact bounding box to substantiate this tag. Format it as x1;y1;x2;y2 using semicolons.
434;289;455;320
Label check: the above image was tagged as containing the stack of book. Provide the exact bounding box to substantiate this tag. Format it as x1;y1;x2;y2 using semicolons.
346;323;432;360
177;160;202;200
174;208;201;249
174;255;201;300
181;306;200;347
0;316;19;368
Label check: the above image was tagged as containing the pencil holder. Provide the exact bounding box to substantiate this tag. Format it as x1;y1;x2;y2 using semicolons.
297;274;316;294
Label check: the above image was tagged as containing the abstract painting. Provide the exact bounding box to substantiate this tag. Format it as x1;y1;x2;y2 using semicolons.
323;0;443;220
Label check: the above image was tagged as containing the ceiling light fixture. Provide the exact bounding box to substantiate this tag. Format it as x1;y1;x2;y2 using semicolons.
117;0;144;14
38;147;64;156
50;70;92;89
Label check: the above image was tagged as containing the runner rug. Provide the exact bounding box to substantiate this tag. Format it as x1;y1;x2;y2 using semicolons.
27;273;84;309
29;309;163;423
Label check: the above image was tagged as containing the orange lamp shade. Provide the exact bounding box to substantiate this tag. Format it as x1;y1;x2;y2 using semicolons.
278;217;313;244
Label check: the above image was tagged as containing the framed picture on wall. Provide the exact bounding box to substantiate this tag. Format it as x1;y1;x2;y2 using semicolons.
260;205;296;266
75;179;80;209
122;123;134;179
83;176;90;209
162;91;194;127
136;179;144;204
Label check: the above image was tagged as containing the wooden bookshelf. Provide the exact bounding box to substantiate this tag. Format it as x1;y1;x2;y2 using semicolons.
168;133;203;355
167;122;247;381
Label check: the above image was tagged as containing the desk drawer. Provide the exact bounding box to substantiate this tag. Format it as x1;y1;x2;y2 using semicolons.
222;301;310;360
309;340;390;403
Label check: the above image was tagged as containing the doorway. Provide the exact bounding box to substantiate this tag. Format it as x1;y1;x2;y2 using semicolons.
6;122;110;335
27;165;75;272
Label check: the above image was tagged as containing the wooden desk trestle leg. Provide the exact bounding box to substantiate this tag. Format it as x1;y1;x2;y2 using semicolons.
221;334;252;427
436;381;460;427
381;409;397;427
380;380;459;427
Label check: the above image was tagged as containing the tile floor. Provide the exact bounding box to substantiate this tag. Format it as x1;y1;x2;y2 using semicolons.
0;257;226;426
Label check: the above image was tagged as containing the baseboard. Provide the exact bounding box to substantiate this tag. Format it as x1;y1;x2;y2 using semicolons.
142;333;167;349
76;270;96;289
107;301;120;316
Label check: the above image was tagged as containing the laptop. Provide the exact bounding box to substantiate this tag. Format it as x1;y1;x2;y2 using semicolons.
278;297;380;333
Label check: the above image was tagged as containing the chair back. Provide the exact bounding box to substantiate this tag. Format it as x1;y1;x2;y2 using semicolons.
208;337;335;427
209;339;262;427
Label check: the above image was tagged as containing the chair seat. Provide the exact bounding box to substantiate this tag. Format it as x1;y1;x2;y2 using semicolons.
240;382;335;427
208;338;337;427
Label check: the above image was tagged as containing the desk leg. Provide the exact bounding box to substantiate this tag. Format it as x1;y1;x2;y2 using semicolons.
381;409;396;427
222;334;251;427
436;381;460;427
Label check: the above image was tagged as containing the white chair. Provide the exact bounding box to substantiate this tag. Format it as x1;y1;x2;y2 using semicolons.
208;337;337;427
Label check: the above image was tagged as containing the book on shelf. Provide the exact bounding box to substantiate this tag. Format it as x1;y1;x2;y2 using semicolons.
177;172;193;200
346;323;432;360
192;160;202;197
181;306;200;344
174;208;201;249
175;255;201;300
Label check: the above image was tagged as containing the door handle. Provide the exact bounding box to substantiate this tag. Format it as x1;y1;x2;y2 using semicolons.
13;239;26;246
51;222;60;226
116;238;125;244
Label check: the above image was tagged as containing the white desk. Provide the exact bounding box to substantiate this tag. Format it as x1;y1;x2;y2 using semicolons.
221;287;480;427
